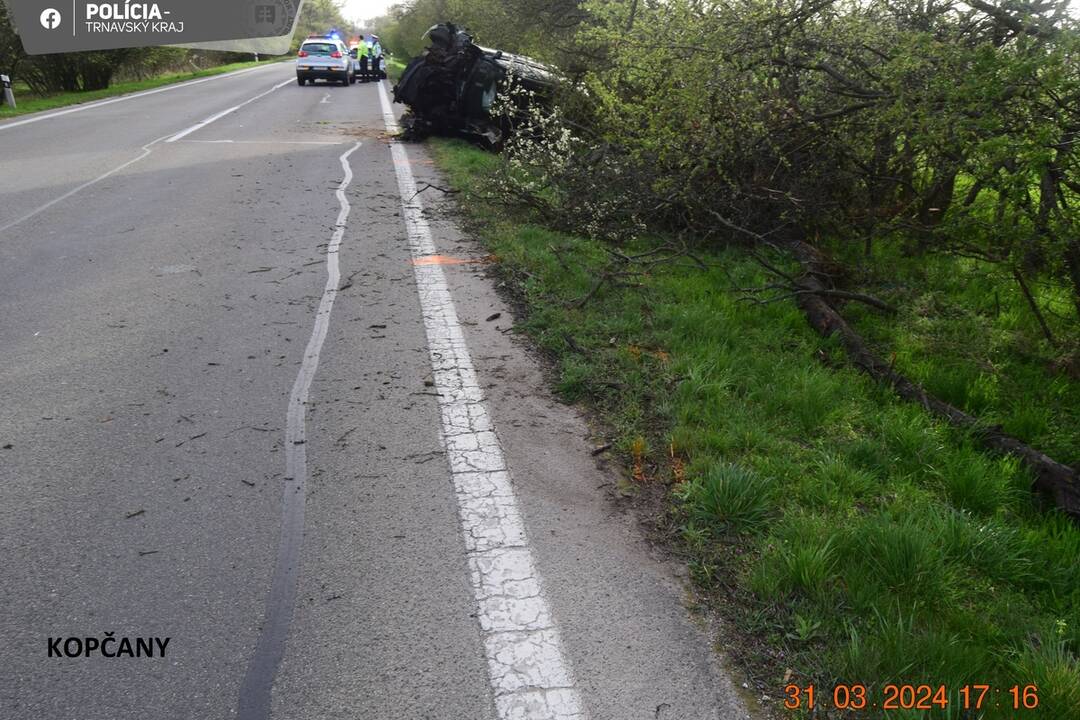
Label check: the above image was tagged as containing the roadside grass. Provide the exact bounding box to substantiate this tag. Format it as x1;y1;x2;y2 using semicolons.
386;56;408;82
0;58;287;119
428;137;1080;719
835;242;1080;466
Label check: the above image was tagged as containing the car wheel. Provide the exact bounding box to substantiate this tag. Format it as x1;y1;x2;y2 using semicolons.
297;76;305;86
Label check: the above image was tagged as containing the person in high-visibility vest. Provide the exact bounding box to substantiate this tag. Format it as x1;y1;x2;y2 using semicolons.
358;37;373;82
357;42;369;82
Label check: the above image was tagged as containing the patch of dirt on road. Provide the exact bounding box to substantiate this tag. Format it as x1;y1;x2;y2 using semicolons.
337;122;394;141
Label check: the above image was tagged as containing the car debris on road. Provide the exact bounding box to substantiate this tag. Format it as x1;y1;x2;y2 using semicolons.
392;22;558;147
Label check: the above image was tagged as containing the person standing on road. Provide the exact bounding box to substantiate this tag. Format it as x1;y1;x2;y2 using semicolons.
371;36;384;79
357;44;369;82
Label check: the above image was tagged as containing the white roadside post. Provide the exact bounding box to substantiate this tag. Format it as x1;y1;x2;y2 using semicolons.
1;75;14;109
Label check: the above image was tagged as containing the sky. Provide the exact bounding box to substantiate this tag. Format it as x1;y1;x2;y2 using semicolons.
339;0;396;24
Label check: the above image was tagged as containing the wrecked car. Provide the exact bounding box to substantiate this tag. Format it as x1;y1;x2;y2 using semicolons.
392;23;558;147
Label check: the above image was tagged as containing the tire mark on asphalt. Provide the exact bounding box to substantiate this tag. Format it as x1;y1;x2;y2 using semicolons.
236;140;362;720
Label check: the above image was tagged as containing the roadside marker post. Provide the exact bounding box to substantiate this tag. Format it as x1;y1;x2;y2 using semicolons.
1;75;14;109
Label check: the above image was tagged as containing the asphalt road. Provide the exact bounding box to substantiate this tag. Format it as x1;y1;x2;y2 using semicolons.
0;62;751;720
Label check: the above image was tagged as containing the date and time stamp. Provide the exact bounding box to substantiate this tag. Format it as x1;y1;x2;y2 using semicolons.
784;683;1040;713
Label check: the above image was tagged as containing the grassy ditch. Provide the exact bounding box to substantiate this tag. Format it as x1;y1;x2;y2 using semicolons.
428;138;1080;719
835;245;1080;468
0;58;286;119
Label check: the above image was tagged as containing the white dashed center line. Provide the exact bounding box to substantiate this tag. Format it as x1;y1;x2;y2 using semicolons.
166;78;294;143
378;81;586;720
0;63;279;133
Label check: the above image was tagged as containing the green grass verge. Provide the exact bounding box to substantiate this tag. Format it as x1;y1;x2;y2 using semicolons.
428;137;1080;719
386;56;408;83
835;244;1080;466
0;58;287;119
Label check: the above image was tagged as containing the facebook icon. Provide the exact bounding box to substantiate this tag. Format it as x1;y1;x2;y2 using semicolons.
39;8;62;30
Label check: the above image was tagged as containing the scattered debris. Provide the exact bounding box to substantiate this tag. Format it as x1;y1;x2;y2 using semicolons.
338;278;354;291
125;509;145;519
175;432;207;448
485;312;502;322
224;425;278;436
591;443;613;456
410;182;458;200
404;450;445;464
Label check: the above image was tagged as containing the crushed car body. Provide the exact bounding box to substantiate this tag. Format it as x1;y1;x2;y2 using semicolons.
392;23;558;146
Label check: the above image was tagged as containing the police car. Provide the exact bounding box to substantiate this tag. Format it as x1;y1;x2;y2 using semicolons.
296;36;355;86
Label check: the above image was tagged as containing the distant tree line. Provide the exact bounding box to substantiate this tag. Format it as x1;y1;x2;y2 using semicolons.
371;0;584;59
290;0;353;51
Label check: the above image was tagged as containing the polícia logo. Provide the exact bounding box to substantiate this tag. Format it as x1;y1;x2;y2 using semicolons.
39;8;62;29
85;3;165;20
81;1;182;35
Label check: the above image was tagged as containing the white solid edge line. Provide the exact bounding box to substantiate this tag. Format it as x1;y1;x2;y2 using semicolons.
180;140;344;145
377;81;587;720
166;78;293;142
0;62;284;133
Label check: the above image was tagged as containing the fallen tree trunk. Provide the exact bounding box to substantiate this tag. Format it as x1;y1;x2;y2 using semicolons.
786;238;1080;518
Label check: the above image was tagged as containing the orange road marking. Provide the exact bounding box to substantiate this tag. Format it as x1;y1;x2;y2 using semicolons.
411;255;482;266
